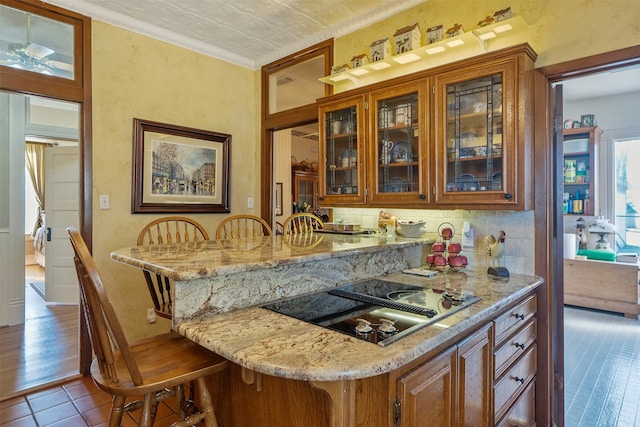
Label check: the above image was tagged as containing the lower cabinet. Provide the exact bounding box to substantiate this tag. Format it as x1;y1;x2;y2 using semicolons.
395;323;492;427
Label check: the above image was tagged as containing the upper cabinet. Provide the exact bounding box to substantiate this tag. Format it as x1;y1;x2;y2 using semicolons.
317;44;537;210
563;126;602;216
369;83;429;205
318;95;367;205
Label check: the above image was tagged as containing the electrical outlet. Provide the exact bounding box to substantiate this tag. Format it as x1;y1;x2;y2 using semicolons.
146;308;157;323
462;221;474;247
247;197;254;209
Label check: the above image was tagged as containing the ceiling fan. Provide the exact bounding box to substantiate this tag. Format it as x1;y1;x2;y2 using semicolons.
0;12;69;77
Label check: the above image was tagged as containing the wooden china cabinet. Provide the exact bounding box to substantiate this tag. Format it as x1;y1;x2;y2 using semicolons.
317;44;536;210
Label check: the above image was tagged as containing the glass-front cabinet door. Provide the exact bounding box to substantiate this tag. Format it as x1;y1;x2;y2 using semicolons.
318;95;366;205
369;83;428;205
433;62;519;207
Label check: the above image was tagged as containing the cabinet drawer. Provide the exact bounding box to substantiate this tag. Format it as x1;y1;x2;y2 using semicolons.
495;379;535;427
494;295;537;346
494;344;537;421
494;319;536;378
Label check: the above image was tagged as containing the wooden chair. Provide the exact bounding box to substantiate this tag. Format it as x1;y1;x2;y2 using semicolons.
215;214;272;239
67;227;227;427
282;213;324;235
137;217;209;319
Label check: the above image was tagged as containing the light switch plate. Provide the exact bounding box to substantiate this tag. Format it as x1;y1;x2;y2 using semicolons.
99;194;110;210
247;197;254;209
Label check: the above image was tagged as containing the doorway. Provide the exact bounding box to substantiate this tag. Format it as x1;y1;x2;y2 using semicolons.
540;47;640;427
0;93;81;399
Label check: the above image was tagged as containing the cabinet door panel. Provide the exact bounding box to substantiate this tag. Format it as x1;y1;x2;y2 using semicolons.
397;346;457;427
368;82;429;205
318;95;366;205
458;324;492;427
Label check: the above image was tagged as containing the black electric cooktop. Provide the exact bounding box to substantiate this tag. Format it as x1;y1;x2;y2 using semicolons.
262;278;481;346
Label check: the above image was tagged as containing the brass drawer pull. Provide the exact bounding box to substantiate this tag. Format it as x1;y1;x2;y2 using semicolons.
513;341;525;349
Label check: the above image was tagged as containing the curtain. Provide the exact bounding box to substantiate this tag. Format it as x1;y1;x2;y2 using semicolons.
25;142;46;237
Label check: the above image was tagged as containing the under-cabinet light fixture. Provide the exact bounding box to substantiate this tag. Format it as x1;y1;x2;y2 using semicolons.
446;39;465;48
393;52;421;64
349;68;370;76
369;61;392;70
425;46;446;55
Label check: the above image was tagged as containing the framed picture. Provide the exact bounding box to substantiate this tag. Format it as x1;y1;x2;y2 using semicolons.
581;114;595;127
564;119;573;129
275;182;283;216
131;118;230;213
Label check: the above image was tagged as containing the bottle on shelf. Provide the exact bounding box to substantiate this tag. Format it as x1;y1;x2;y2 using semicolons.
584;189;591;215
563;192;569;215
567;192;574;214
573;190;583;215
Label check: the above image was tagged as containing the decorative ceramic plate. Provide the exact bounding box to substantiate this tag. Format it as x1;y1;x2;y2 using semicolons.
390;141;412;162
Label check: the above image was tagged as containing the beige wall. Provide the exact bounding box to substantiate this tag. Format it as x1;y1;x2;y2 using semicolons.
334;0;640;72
91;21;259;339
91;1;640;340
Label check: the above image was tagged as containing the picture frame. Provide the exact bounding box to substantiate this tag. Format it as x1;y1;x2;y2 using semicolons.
580;114;595;127
564;119;573;129
275;182;283;216
131;118;230;213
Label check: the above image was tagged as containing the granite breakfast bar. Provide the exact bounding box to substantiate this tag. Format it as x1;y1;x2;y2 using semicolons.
111;234;544;427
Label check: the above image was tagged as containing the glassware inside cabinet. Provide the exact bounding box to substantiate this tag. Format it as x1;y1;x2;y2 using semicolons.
324;106;359;195
376;92;419;194
445;74;503;193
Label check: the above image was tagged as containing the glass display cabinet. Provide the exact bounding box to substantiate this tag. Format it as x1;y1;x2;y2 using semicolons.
445;74;503;193
433;55;532;209
318;96;366;205
369;84;427;205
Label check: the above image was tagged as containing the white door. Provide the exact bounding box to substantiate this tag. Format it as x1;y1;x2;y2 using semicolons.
0;92;26;326
44;145;80;304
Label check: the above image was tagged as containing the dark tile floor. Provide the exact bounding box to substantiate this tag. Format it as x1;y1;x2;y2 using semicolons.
0;376;181;426
564;306;640;427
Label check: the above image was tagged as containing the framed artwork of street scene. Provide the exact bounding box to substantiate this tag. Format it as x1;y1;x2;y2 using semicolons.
131;118;230;213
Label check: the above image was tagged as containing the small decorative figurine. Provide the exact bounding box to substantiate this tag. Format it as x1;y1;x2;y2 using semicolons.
426;24;444;45
370;38;391;62
484;230;506;266
393;23;421;54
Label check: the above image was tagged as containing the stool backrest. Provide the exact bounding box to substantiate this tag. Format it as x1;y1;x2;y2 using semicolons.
216;214;273;239
137;216;210;319
68;227;143;386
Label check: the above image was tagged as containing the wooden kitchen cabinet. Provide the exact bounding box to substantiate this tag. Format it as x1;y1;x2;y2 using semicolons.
432;48;536;209
563;126;602;216
318;94;367;205
293;170;318;208
492;294;537;426
395;324;492;427
368;82;430;205
317;44;536;210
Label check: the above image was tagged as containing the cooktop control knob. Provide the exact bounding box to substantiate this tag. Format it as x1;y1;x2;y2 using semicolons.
355;318;373;334
378;318;397;334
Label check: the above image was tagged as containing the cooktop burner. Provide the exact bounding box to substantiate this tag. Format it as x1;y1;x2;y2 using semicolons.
262;278;481;346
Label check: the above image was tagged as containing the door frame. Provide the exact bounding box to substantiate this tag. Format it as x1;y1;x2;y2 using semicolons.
0;0;93;375
536;44;640;427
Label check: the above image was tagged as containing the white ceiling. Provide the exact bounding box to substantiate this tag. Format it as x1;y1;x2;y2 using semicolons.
44;0;426;69
562;66;640;102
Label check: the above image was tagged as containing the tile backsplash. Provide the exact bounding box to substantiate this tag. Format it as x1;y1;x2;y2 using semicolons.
333;208;536;276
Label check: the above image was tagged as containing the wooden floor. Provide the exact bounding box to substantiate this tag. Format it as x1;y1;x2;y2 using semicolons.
564;305;640;427
0;265;80;401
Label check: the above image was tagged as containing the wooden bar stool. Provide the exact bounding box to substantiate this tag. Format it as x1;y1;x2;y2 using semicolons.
137;217;210;319
68;227;226;427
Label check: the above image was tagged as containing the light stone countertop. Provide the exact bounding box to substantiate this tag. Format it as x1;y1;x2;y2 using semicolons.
111;234;542;381
176;269;543;381
111;233;427;281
